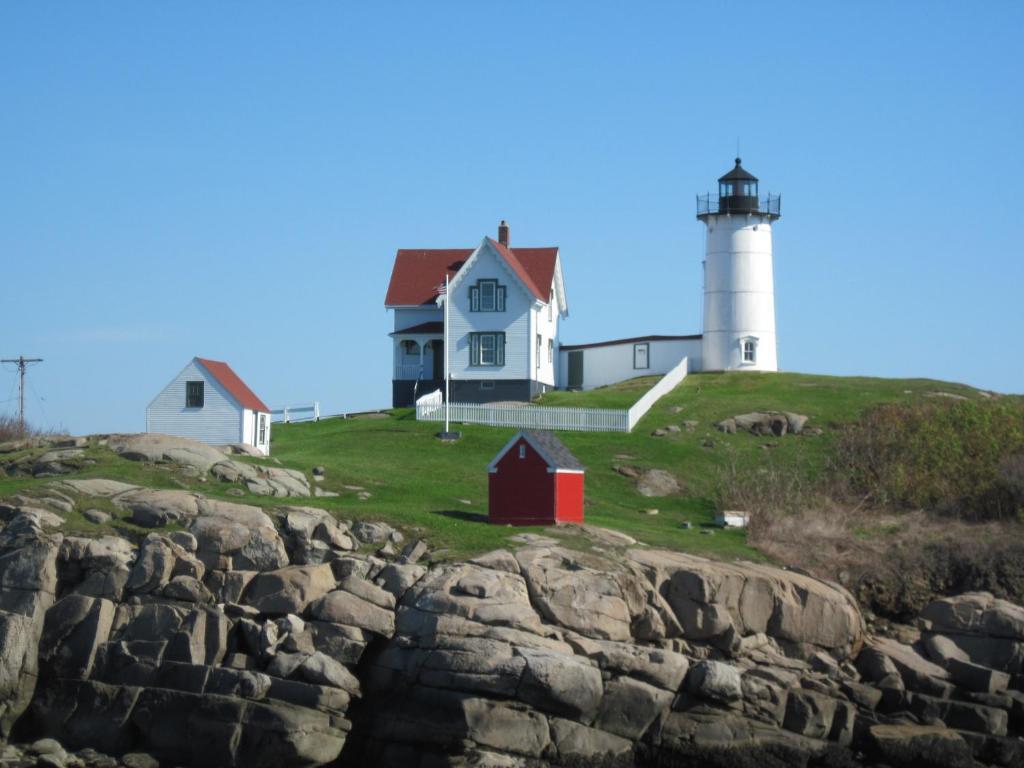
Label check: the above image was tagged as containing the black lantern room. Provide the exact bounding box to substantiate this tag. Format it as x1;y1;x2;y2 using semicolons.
697;158;781;220
718;157;759;213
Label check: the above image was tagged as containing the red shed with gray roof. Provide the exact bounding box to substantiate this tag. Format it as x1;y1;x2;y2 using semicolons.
488;430;584;526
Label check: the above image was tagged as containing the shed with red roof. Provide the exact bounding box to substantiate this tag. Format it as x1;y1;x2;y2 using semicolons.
146;357;272;455
488;430;584;526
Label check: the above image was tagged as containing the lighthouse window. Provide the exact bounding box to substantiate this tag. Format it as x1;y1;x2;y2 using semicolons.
743;182;758;196
720;182;734;197
742;340;757;363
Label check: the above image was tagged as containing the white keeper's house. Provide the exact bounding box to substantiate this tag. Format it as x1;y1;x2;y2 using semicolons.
146;357;272;455
385;221;567;406
384;157;781;404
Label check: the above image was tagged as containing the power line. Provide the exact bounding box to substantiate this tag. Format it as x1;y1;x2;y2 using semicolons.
0;356;43;433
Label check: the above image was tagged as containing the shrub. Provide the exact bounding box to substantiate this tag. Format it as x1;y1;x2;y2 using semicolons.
0;414;28;443
830;399;1024;521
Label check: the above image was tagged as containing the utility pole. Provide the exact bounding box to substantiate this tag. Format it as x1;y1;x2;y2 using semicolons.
1;356;43;433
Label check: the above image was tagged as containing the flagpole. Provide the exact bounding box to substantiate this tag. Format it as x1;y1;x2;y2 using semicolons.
444;273;450;434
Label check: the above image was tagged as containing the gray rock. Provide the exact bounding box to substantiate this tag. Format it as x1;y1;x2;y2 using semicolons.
636;469;681;497
113;489;201;528
109;433;228;473
352;520;395;545
243;564;337;616
162;575;214;604
82;509;110;525
299;651;361;694
375;563;427;600
309;590;395;637
593;676;673;740
126;535;175;595
687;660;743;703
548;717;634;760
782;689;838;739
516;648;603;722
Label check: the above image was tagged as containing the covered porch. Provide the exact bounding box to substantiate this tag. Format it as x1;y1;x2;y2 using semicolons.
391;322;445;407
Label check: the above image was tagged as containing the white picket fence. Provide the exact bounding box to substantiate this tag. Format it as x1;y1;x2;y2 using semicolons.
414;356;688;433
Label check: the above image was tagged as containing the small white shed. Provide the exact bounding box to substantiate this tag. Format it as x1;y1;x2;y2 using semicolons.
146;357;272;456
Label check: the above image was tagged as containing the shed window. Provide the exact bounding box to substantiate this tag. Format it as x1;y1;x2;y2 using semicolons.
518;444;526;459
185;381;204;408
547;339;554;363
470;333;505;366
634;343;650;370
469;280;506;312
258;414;267;444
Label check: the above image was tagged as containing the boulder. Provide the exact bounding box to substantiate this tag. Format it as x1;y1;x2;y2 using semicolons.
125;535;176;595
243;564;337;616
516;648;603;722
687;660;742;703
629;549;863;656
593;676;673;740
636;469;681;497
113;489;201;528
108;433;228;474
516;547;644;642
309;590;396;637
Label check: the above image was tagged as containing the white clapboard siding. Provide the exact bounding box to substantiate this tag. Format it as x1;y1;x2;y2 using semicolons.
447;240;532;380
146;360;244;445
393;307;443;331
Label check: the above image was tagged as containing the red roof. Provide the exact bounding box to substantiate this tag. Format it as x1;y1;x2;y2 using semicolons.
195;358;270;413
385;240;558;306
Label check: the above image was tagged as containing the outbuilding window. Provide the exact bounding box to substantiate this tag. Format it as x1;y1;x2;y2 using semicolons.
469;280;506;312
518;444;526;459
185;381;204;408
470;332;506;366
258;414;267;444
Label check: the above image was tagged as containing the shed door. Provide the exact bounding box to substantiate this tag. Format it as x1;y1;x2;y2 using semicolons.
567;350;584;389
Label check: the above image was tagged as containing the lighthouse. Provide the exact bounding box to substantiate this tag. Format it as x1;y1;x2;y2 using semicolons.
697;158;781;372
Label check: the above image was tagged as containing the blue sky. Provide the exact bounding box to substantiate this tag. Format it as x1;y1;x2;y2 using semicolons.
2;2;1022;434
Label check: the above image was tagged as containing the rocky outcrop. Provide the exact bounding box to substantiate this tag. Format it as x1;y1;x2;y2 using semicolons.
716;411;811;436
1;469;1023;766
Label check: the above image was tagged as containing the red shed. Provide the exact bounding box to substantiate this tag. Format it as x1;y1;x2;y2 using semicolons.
488;431;585;526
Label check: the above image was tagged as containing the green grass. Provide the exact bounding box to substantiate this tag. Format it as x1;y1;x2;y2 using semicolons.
0;371;993;561
266;371;988;560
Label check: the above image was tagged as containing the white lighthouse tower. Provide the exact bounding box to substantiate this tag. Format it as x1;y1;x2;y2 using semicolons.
697;158;781;372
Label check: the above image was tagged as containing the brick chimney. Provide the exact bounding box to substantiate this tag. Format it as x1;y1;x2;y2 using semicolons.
498;220;510;247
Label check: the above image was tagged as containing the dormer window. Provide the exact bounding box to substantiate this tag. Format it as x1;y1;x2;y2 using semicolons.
470;279;506;312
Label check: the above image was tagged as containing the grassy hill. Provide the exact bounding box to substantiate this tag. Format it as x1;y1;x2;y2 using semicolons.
267;371;987;559
0;371;996;563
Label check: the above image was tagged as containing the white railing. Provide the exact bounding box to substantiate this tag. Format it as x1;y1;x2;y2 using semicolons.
271;402;321;423
395;364;423;380
627;356;689;430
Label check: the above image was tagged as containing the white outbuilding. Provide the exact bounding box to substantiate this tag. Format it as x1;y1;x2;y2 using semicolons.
146;357;272;456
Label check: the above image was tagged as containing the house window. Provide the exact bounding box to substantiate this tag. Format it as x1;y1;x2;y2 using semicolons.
742;339;757;363
634;343;650;370
536;334;542;370
185;381;204;408
547;339;553;363
258;414;267;444
470;332;505;366
469;280;506;312
518;444;526;459
548;300;553;322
